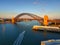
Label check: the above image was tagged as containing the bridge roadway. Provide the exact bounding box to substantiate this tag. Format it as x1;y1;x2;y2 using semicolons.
16;18;43;23
0;18;60;25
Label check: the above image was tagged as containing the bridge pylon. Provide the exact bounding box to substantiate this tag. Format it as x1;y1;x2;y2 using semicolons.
43;15;48;26
12;16;15;24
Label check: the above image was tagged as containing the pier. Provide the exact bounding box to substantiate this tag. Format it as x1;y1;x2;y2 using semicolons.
32;26;60;32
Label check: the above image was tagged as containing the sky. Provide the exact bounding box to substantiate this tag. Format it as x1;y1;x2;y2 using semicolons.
0;0;60;19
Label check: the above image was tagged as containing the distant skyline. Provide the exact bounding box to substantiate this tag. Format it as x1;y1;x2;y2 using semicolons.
0;0;60;19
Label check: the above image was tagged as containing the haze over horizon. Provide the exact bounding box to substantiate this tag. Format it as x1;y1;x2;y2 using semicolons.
0;0;60;19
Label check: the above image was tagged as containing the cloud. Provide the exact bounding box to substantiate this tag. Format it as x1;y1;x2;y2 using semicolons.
33;2;39;4
41;8;46;12
33;0;40;5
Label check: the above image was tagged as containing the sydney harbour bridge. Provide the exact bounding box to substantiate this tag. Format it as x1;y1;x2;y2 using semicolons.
0;13;60;25
14;13;43;23
0;13;43;24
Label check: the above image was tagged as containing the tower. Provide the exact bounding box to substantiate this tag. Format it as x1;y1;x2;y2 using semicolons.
12;16;15;24
44;15;48;26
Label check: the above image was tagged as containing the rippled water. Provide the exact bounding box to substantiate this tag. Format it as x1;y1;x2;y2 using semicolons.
0;20;60;45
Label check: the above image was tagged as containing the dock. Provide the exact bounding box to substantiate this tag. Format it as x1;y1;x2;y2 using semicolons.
41;39;60;45
32;25;60;32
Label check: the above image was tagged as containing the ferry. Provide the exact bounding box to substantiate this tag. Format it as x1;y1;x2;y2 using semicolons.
41;39;60;45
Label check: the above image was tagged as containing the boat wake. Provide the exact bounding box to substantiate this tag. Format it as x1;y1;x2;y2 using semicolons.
13;31;25;45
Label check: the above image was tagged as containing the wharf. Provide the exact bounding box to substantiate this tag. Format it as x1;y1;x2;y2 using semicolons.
32;26;60;32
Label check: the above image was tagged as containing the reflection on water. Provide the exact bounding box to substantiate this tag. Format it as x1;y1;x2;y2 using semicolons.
0;20;60;45
43;30;47;39
2;24;5;34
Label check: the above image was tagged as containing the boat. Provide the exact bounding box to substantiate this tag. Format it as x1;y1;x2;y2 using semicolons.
41;39;60;45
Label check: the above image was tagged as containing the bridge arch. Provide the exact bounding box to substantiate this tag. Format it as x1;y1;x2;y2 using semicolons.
15;13;43;23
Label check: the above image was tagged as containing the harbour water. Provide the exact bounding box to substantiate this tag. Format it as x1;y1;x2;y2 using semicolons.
0;20;60;45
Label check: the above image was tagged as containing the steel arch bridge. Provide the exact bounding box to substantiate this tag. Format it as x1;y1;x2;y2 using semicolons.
14;13;43;23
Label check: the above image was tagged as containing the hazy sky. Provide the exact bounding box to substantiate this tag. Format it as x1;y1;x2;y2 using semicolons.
0;0;60;19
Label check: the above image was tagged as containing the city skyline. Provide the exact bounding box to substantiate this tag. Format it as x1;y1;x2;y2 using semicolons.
0;0;60;19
